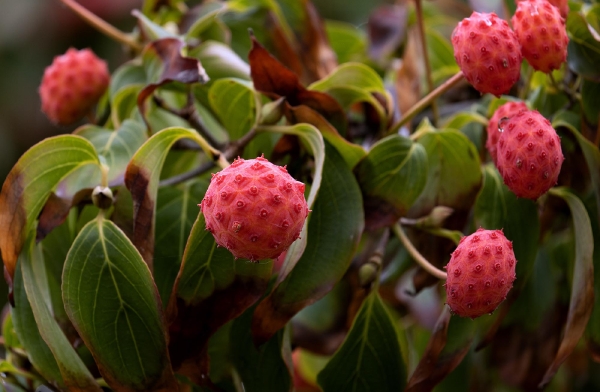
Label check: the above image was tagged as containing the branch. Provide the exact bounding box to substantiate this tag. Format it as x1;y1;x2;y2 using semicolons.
58;0;142;52
414;0;438;125
387;71;465;135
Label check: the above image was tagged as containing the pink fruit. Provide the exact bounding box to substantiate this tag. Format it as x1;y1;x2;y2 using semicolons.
486;101;528;164
39;48;110;125
199;156;309;261
496;109;564;200
512;0;569;73
451;12;522;96
445;228;517;318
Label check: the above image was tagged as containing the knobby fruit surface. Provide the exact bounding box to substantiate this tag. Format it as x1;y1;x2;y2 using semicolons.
445;228;517;318
39;48;110;125
452;12;522;96
512;0;569;73
486;100;528;164
496;109;564;200
200;156;309;261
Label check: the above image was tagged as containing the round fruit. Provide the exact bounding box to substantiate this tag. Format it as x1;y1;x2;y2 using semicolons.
200;156;309;261
39;48;110;125
451;12;522;96
445;228;517;318
496;109;564;200
486;100;528;164
512;0;569;73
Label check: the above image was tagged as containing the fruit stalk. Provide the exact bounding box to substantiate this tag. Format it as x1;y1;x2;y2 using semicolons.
392;223;447;280
414;0;439;125
59;0;142;51
387;71;464;135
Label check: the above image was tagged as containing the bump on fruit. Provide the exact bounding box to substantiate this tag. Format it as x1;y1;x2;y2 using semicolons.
512;0;569;73
496;109;564;200
39;48;110;125
451;12;522;96
200;155;309;261
445;228;517;318
486;100;528;164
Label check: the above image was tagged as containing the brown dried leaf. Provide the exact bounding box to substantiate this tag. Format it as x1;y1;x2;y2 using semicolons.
249;36;346;133
406;307;474;391
36;189;91;242
296;0;337;83
168;275;269;384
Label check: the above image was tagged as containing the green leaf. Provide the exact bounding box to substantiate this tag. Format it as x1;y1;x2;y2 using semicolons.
62;216;177;391
442;112;489;131
109;62;147;101
166;212;273;378
189;40;251;81
324;20;367;64
426;29;460;84
2;312;20;350
317;291;406;392
75;120;147;186
111;85;144;127
209;78;259;140
308;63;390;125
12;264;63;388
252;142;364;344
154;180;208;305
553;111;600;223
125;126;220;267
20;237;101;391
0;135;100;283
474;164;540;288
132;9;179;40
540;188;595;388
184;2;227;39
409;126;482;216
284;105;366;169
355;134;428;228
230;307;292;392
566;12;600;81
580;79;600;124
309;62;385;94
40;209;78;333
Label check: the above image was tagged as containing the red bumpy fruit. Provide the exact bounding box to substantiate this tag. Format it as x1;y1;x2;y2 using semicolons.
486;100;528;164
512;0;569;73
496;109;564;200
451;12;522;96
39;48;110;125
200;156;309;261
445;228;517;318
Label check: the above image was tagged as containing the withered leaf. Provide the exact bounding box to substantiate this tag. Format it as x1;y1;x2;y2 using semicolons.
249;36;346;133
406;307;474;391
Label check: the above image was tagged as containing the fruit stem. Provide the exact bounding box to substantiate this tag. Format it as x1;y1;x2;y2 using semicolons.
387;71;464;135
414;0;439;126
58;0;142;52
392;223;447;280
